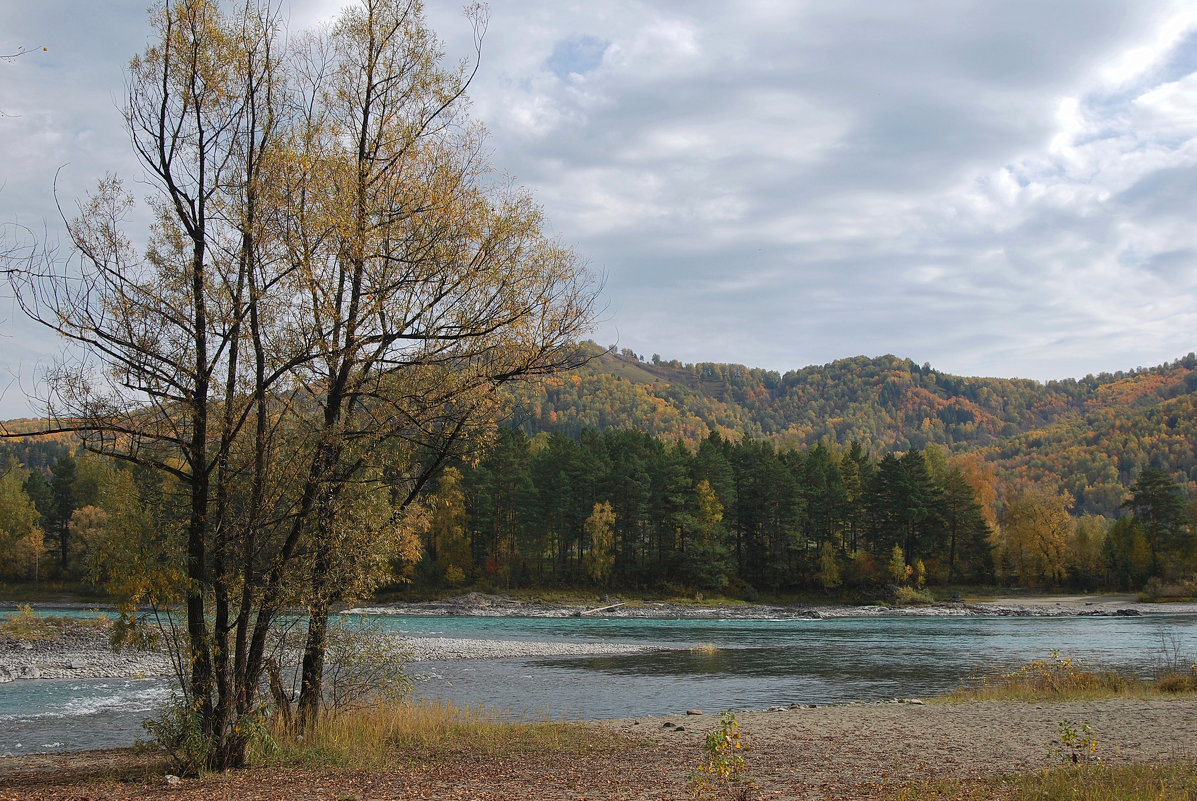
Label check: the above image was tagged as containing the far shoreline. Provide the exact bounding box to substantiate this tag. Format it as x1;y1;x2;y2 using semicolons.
340;590;1197;619
7;590;1197;622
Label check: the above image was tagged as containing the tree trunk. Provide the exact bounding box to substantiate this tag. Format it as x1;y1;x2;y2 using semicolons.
297;596;331;731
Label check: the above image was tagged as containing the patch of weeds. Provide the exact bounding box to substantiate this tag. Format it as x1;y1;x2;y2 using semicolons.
0;604;44;638
893;586;935;606
893;762;1197;800
1150;630;1197;693
945;650;1134;701
1139;576;1197;602
255;699;629;770
1049;720;1099;765
1012;761;1197;800
691;710;756;800
0;604;110;640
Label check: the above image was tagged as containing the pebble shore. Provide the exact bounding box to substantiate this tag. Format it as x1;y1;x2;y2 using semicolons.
0;621;661;683
346;590;1197;619
0;626;172;682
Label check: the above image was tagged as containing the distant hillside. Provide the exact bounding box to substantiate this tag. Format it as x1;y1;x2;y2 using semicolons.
506;343;1197;517
6;345;1195;519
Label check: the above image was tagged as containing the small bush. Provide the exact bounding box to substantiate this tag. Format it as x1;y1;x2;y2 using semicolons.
1150;631;1197;693
1049;719;1099;765
142;694;209;776
950;650;1136;701
0;604;110;640
893;586;935;606
322;618;413;713
1140;576;1197;601
691;710;755;801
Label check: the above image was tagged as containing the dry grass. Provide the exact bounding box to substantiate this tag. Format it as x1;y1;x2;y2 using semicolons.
0;604;109;640
255;698;636;770
942;650;1197;703
893;761;1197;801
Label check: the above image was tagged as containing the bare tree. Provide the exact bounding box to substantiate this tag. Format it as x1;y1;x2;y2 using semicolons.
1;46;46;117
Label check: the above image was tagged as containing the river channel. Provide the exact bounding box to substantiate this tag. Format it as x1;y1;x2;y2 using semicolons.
3;612;1196;754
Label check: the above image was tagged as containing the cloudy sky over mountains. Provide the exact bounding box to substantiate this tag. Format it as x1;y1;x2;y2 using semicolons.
2;1;1197;416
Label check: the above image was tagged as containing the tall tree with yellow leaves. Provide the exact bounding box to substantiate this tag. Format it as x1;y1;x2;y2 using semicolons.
5;0;594;769
998;487;1074;586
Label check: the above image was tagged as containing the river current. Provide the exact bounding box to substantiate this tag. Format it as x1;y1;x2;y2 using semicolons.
3;612;1196;755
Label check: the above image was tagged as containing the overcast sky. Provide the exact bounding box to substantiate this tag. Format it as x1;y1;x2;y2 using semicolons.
3;1;1197;418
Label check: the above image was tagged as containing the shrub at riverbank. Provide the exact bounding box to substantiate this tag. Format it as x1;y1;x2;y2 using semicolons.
946;649;1197;702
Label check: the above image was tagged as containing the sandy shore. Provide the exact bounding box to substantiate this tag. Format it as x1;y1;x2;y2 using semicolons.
598;695;1197;797
4;696;1195;799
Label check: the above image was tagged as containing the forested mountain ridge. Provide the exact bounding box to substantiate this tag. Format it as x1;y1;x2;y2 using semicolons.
5;345;1196;521
3;345;1195;596
506;344;1197;517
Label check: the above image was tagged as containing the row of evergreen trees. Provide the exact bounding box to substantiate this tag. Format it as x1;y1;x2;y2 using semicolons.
2;427;1192;596
415;428;1193;596
418;429;993;594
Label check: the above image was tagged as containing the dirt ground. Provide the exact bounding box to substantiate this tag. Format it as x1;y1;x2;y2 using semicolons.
3;696;1195;800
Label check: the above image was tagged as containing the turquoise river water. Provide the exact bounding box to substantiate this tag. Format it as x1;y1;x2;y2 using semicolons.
3;612;1196;755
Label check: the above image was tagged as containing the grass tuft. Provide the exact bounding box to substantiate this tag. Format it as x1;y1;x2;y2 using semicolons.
0;604;109;640
254;698;635;770
943;650;1197;703
894;761;1197;800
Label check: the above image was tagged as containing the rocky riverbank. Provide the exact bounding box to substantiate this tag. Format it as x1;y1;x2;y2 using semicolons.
345;590;1197;619
0;617;661;683
0;625;172;682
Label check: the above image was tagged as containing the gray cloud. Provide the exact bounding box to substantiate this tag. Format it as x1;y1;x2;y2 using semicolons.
2;0;1197;417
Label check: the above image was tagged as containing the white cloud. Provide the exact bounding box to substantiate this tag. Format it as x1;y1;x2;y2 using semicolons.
3;0;1197;417
1133;71;1197;135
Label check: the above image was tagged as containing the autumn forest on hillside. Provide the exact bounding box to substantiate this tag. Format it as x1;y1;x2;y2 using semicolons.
3;344;1196;601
